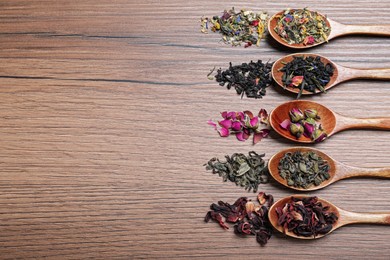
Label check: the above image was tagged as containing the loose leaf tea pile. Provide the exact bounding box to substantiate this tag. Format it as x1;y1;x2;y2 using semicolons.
276;196;338;237
201;8;269;47
279;55;334;98
205;192;274;245
213;60;273;99
208;109;271;144
278;151;330;188
205;151;269;192
280;108;327;142
274;8;331;45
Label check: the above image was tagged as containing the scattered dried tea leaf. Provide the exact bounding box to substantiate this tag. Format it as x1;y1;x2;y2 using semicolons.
201;8;269;47
212;60;273;99
204;151;269;192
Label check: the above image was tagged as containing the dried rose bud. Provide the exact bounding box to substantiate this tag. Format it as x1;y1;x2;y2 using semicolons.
312;128;327;143
289;123;304;138
289;108;305;123
304;109;319;119
302;119;316;137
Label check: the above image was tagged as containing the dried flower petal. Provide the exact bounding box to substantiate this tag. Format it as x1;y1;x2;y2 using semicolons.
231;121;242;131
218;127;230;137
280;119;291;130
219;119;232;129
258;109;269;124
253;129;270;144
207;120;217;130
236;131;249;141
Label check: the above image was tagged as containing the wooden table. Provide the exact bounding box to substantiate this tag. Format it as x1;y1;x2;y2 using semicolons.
0;1;389;259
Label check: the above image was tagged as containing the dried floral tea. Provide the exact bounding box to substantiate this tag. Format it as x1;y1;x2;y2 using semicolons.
208;109;271;144
205;192;274;245
279;108;327;142
276;196;338;237
213;60;273;99
205;151;269;192
278;151;330;188
279;55;334;98
201;8;269;47
274;8;331;45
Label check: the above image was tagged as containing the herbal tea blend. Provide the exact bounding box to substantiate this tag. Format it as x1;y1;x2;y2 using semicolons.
208;109;271;144
279;107;327;142
278;151;330;188
205;151;269;192
279;55;334;98
205;192;274;245
213;60;273;99
273;8;331;45
201;8;269;47
276;196;338;237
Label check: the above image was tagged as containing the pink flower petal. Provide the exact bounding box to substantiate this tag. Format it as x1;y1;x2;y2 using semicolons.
280;119;291;130
207;120;217;130
303;121;315;136
253;133;262;144
250;117;259;128
288;76;304;87
231;121;242;131
258;109;268;124
237;112;245;121
227;111;236;120
236;131;250;141
218;119;232;129
221;111;228;119
243;110;253;119
253;130;270;144
236;131;246;141
218;127;230;137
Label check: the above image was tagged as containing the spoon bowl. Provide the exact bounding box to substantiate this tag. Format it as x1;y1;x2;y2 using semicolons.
268;147;390;191
268;147;336;191
268;10;331;49
269;100;390;143
272;53;339;95
268;195;390;239
269;100;336;143
271;53;390;96
268;9;390;49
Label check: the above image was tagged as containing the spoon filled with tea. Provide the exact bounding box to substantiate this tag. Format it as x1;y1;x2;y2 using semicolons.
268;195;390;239
271;53;390;98
268;8;390;49
268;147;390;191
269;100;390;143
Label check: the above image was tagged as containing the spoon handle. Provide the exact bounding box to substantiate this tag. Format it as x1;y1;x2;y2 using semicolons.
339;24;390;36
341;67;390;81
339;209;390;226
335;115;390;132
337;164;390;179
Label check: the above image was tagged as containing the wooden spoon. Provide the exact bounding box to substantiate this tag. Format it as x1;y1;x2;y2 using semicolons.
268;147;390;191
272;53;390;95
269;100;390;143
268;195;390;239
268;10;390;49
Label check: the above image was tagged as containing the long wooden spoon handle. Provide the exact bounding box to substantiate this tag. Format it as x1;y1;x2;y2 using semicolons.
335;116;390;132
349;68;390;80
340;24;390;36
340;210;390;225
336;164;390;179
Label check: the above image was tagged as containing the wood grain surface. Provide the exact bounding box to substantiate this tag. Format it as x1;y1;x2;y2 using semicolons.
0;0;389;259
